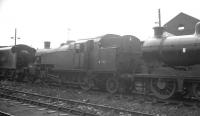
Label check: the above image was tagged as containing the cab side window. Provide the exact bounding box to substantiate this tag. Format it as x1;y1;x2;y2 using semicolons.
75;43;84;53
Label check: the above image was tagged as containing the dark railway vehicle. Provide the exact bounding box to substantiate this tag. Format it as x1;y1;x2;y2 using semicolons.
33;22;200;100
35;34;141;93
140;22;200;99
0;44;36;81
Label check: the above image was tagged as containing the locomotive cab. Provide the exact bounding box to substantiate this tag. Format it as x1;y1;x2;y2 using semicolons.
93;34;141;73
12;45;36;69
0;44;35;81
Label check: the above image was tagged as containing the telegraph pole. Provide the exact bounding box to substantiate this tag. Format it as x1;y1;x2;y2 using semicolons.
11;28;20;46
158;9;161;27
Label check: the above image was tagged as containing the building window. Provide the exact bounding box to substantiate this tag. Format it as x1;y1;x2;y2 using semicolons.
177;24;185;31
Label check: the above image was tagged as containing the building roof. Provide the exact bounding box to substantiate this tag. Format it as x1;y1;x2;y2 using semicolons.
164;12;200;36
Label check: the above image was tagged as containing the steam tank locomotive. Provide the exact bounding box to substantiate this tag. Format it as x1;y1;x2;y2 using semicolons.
35;34;141;93
0;44;36;81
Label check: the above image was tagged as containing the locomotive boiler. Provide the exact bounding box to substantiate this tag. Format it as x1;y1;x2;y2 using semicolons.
0;44;36;81
139;22;200;99
143;22;200;66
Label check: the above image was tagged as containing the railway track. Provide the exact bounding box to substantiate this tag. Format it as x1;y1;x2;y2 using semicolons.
0;110;14;116
0;86;154;116
2;81;200;116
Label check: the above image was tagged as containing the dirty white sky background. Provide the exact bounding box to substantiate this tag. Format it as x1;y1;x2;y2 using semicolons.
0;0;199;48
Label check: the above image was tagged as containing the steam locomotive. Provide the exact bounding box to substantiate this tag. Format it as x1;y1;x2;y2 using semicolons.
30;22;200;100
2;22;200;100
0;44;36;81
34;34;141;92
141;22;200;99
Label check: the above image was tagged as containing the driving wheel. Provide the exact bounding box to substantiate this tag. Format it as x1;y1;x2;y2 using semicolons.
151;78;176;99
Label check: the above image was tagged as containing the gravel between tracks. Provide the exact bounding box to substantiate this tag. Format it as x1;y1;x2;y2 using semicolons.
1;81;200;116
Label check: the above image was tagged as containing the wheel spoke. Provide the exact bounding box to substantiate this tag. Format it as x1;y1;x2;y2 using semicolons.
165;88;172;95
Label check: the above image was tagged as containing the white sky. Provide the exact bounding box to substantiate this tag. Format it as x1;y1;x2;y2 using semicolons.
0;0;200;48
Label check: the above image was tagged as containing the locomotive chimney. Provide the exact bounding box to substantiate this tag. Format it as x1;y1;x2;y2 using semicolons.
195;22;200;36
153;26;164;38
153;9;164;39
44;41;50;49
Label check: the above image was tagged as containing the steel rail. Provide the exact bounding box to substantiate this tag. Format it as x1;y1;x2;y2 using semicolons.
0;110;14;116
0;93;98;116
0;87;154;116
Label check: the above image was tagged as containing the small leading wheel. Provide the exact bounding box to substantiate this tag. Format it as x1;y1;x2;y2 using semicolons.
192;83;200;100
106;78;119;94
151;78;176;99
80;78;94;91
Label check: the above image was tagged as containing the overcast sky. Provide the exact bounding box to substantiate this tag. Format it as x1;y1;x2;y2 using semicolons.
0;0;199;48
